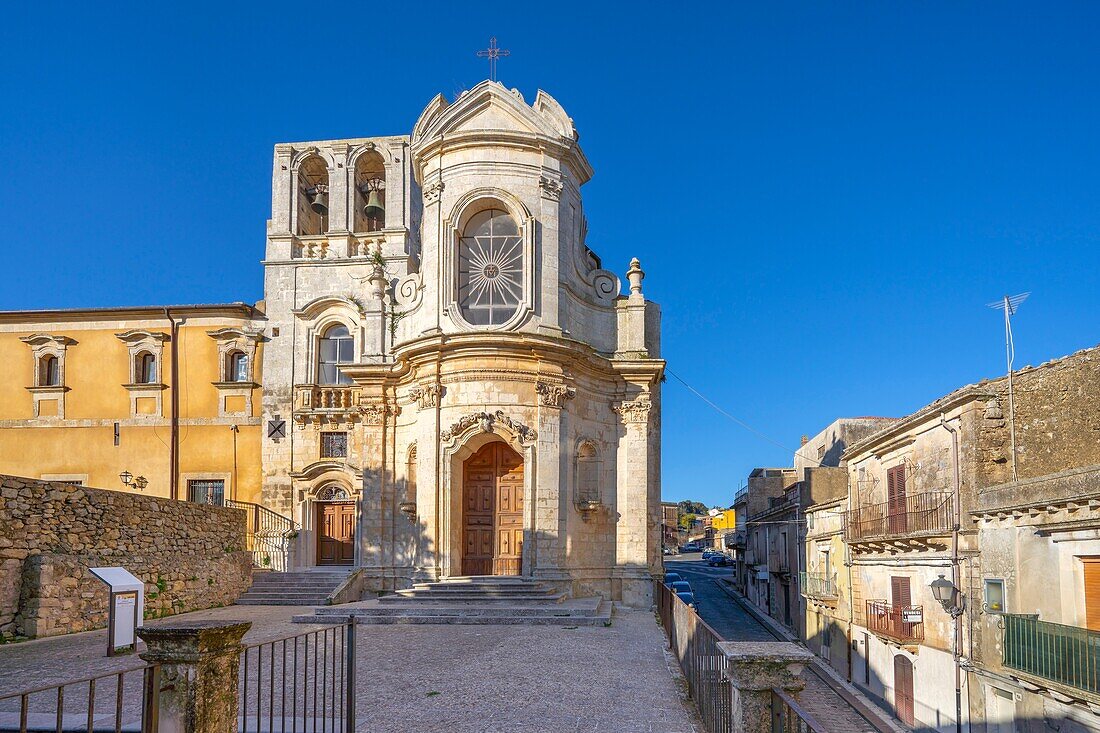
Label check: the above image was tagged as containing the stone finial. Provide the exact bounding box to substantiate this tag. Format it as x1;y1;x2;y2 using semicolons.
626;258;645;298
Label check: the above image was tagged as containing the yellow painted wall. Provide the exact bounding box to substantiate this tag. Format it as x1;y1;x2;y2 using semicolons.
712;508;736;532
0;314;263;504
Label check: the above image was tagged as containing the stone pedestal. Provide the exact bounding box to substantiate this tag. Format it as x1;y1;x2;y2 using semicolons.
718;641;814;733
138;620;251;733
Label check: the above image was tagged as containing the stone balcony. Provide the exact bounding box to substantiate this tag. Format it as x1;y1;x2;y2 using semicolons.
293;384;363;427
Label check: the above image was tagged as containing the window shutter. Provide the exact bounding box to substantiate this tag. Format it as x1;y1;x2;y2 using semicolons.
1084;559;1100;631
891;576;912;607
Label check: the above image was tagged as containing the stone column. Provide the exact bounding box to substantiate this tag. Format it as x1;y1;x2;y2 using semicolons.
718;642;814;733
138;620;251;733
532;381;573;580
614;394;653;605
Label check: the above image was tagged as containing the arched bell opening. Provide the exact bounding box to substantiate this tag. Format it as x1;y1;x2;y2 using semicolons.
354;150;386;233
297;156;330;236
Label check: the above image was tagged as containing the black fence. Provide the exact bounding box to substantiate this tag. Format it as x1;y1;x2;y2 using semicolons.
0;622;355;733
0;664;159;733
238;623;355;733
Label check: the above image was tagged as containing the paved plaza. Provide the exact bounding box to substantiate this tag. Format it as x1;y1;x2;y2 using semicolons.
0;604;700;733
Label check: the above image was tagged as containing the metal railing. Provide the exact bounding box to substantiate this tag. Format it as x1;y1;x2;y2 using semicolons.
866;600;924;644
239;622;355;733
0;663;160;733
226;500;299;572
655;579;732;733
1003;613;1100;696
845;491;952;542
799;572;837;600
771;688;824;732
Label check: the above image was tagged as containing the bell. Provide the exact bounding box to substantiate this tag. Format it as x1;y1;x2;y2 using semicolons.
309;188;328;216
363;189;385;223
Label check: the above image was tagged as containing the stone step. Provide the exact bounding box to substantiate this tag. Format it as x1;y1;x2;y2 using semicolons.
383;591;562;603
238;597;331;606
376;595;568;606
409;582;553;592
292;600;611;626
236;570;352;607
320;598;601;618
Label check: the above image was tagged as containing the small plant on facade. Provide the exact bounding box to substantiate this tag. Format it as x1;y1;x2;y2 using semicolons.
262;554;272;567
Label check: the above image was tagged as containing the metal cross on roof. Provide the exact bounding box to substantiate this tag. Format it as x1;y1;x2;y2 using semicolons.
477;37;510;81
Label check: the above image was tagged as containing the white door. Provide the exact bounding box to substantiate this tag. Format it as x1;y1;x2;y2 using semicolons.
986;687;1015;733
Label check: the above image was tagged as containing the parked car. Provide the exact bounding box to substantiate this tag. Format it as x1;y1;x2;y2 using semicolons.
707;555;732;567
663;546;677;556
670;580;693;595
676;591;698;611
680;543;700;553
663;572;683;585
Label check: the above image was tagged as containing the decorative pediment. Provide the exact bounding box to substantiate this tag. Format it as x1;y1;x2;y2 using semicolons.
289;460;363;482
412;81;575;143
440;409;537;446
115;330;169;346
20;333;76;349
206;327;263;343
293;295;365;320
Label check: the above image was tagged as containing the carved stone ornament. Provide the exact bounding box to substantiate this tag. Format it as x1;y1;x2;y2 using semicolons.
614;396;652;425
409;383;442;410
536;381;576;408
359;401;399;425
441;410;537;445
423;180;445;203
538;175;564;201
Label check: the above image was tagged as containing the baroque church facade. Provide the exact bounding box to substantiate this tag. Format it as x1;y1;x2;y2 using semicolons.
0;81;663;606
261;81;664;604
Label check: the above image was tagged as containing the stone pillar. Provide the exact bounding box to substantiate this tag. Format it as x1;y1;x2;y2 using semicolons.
614;393;653;605
718;642;814;733
138;620;251;733
532;381;573;580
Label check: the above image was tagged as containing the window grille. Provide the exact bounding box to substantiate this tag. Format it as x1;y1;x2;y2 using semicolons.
321;432;348;459
188;479;224;506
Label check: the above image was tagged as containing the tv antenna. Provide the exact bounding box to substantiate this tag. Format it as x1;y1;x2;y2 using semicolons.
987;292;1029;481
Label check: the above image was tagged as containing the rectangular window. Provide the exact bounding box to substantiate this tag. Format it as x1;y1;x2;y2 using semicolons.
890;576;912;607
188;480;224;506
983;578;1005;613
321;432;348;458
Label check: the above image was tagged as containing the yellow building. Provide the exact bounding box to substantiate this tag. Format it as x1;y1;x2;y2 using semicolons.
711;508;736;532
0;304;265;504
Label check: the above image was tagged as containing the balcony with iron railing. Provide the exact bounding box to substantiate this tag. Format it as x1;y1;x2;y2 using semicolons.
800;572;838;600
866;600;924;644
1003;613;1100;698
845;491;953;543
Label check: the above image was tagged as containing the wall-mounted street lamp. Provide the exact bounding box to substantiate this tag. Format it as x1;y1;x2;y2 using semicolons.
119;471;148;491
930;574;965;618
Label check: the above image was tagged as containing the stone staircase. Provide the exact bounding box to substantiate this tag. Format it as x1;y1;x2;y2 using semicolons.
236;569;353;606
292;576;612;626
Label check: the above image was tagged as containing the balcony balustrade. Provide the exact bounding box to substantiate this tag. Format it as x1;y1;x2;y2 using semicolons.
800;572;837;600
866;600;924;644
845;491;953;543
1004;613;1100;697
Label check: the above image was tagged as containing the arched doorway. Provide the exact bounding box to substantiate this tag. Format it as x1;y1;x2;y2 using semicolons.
893;655;915;726
462;442;524;576
315;485;355;566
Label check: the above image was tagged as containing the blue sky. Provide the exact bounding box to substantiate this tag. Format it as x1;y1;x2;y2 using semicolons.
3;2;1098;507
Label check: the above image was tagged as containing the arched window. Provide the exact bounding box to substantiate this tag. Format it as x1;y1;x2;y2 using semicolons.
575;441;601;506
317;324;354;385
354;151;386;233
458;207;523;326
316;485;350;502
228;351;249;382
135;352;157;384
39;355;60;387
297;156;329;236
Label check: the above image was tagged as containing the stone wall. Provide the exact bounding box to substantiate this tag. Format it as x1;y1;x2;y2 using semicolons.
977;344;1100;486
0;475;252;640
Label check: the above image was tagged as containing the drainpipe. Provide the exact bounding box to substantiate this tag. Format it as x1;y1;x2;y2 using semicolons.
940;412;964;733
165;308;180;501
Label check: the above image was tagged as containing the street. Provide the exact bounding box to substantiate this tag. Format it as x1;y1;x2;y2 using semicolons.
664;553;896;733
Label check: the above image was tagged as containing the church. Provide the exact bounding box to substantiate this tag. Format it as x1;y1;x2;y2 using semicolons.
0;81;664;605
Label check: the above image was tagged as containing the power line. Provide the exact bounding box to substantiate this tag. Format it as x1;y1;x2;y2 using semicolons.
665;368;824;468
